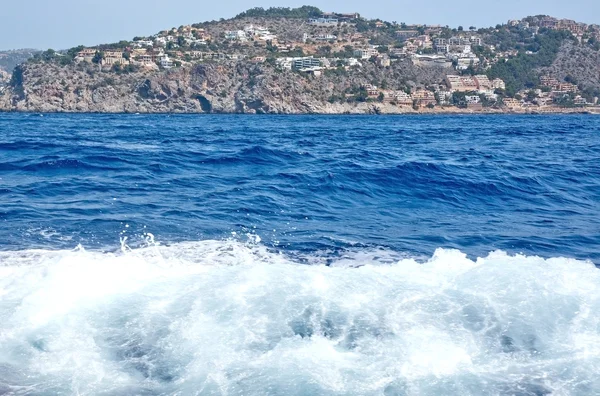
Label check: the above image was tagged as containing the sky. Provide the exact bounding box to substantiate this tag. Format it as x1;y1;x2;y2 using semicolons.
2;0;599;50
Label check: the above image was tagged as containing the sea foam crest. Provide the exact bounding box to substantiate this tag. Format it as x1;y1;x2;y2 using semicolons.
0;241;599;395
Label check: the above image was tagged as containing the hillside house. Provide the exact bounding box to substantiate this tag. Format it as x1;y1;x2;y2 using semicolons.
102;50;128;66
396;30;419;39
225;30;247;41
308;17;339;26
492;78;506;90
75;48;97;62
354;48;378;59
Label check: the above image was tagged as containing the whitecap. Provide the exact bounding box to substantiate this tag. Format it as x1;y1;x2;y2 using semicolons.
0;242;598;395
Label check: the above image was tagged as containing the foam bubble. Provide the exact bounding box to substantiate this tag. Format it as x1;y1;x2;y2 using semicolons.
0;241;599;395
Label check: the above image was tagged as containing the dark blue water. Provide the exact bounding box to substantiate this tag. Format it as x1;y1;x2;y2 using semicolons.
2;114;600;395
1;114;599;261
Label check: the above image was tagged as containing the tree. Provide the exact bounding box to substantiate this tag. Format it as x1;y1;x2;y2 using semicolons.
66;45;85;60
469;26;476;31
92;51;104;64
9;65;24;88
458;26;464;31
526;90;538;102
41;49;57;62
355;88;368;102
235;6;322;19
564;74;578;85
486;29;574;95
451;91;468;108
377;92;385;102
317;45;332;55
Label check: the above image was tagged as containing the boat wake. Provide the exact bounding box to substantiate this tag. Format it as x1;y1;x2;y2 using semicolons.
1;240;599;395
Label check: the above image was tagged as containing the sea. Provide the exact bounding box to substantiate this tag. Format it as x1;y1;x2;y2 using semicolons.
0;113;599;395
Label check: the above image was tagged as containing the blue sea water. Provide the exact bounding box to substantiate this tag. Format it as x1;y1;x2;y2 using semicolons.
1;114;600;395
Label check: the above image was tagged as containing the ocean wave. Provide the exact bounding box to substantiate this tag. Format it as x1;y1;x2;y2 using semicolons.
1;241;599;395
200;145;313;166
21;159;116;172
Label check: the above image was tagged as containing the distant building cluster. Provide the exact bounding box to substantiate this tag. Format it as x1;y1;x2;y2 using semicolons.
61;9;600;111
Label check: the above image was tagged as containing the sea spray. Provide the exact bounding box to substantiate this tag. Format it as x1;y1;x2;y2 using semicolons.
1;242;599;395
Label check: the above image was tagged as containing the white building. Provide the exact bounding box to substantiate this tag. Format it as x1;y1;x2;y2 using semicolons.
160;55;174;68
465;95;481;104
492;78;506;90
469;36;483;46
353;48;378;59
308;17;338;26
314;34;337;41
133;40;154;48
436;44;450;53
346;58;362;67
225;30;247;41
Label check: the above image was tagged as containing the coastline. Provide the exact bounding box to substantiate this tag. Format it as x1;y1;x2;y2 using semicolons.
1;106;598;115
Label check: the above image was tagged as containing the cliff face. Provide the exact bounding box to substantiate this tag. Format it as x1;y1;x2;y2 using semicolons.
0;60;450;114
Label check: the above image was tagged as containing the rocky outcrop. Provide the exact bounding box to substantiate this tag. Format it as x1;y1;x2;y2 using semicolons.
0;60;452;114
539;42;600;92
1;58;598;114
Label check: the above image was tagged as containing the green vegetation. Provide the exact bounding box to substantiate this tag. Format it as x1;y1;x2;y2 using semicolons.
111;63;139;74
30;47;91;66
9;65;23;88
486;29;575;96
333;45;355;58
92;51;104;64
97;41;130;50
235;6;322;19
9;65;25;97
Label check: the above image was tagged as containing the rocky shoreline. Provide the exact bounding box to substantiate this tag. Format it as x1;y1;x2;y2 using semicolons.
1;62;598;115
1;106;598;115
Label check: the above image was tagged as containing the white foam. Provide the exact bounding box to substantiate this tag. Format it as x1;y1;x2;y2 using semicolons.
0;241;599;395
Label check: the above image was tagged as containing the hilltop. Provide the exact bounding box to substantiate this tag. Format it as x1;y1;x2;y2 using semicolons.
1;7;600;113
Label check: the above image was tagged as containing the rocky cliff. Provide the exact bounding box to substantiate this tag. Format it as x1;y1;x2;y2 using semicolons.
0;60;451;114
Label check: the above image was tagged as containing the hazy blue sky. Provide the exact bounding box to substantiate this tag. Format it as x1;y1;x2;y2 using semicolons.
2;0;598;50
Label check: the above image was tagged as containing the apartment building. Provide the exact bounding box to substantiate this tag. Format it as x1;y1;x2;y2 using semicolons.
445;75;478;92
390;91;413;105
411;89;436;106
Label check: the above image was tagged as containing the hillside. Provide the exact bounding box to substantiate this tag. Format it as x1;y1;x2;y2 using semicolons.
0;49;38;73
0;57;449;113
1;7;599;113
